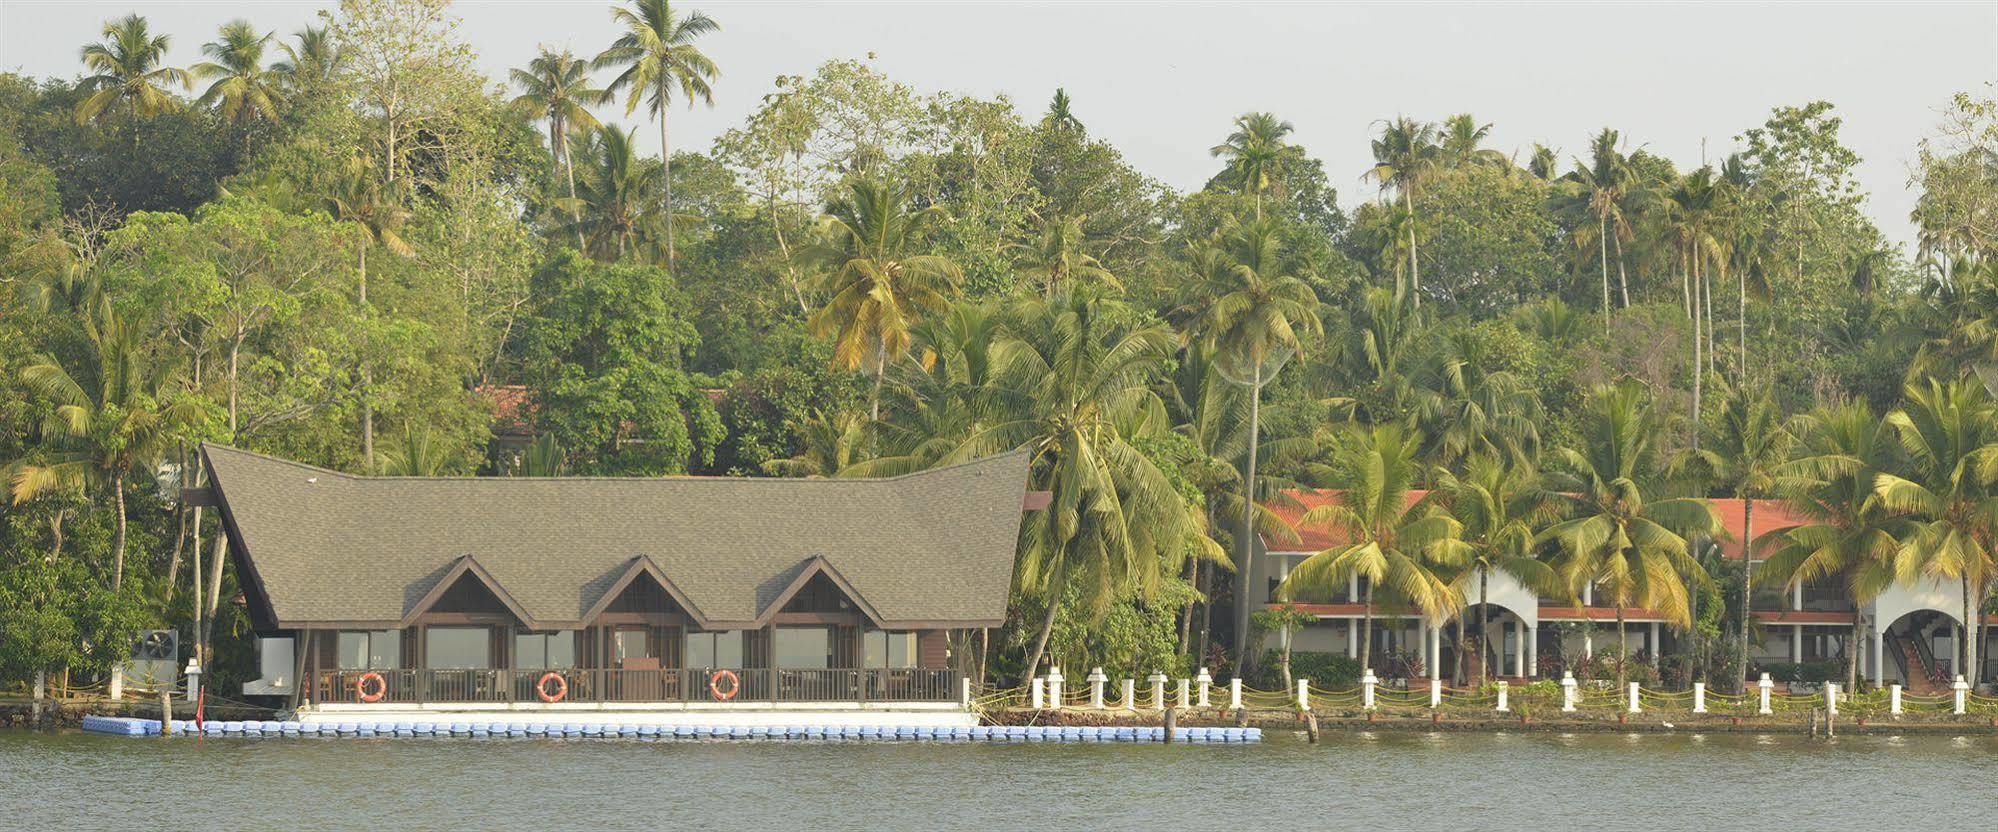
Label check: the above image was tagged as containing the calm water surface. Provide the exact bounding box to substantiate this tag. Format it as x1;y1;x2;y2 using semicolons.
4;728;1995;830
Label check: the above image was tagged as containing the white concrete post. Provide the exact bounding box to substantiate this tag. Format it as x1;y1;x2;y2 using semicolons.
1627;681;1641;713
1195;667;1212;708
1429;677;1443;708
183;659;202;705
960;676;972;708
1297;678;1312;711
108;664;123;701
1758;672;1774;715
1120;678;1135;711
1030;676;1045;710
1561;671;1578;712
1693;682;1707;713
1953;675;1970;715
1361;669;1378;710
1148;672;1167;711
1087;667;1107;709
1824;682;1838;716
1228;678;1242;711
1890;684;1903;715
1047;666;1065;709
1176;678;1191;710
1495;680;1510;712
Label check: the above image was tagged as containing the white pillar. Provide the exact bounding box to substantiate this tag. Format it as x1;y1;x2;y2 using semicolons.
1030;677;1045;710
1196;667;1212;707
1429;677;1443;708
1583;629;1594;659
108;664;123;701
1298;677;1312;711
1561;671;1578;712
1176;678;1190;710
1120;678;1135;711
1228;677;1242;711
1953;675;1970;715
1792;581;1803;611
1427;624;1441;680
1495;680;1510;712
1346;618;1358;658
1873;628;1886;689
1758;672;1774;715
1627;681;1641;713
1087;667;1107;709
182;659;201;705
1890;684;1903;715
1047;666;1064;709
1693;682;1707;713
1791;624;1803;663
1361;669;1377;710
1513;620;1526;678
1648;622;1660;661
1148;672;1167;711
1526;625;1538;677
961;676;972;708
1824;682;1838;716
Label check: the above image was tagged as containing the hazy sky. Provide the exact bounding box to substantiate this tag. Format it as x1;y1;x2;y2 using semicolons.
4;2;1994;249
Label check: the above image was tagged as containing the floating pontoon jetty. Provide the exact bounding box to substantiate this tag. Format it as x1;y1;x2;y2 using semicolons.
80;715;1259;743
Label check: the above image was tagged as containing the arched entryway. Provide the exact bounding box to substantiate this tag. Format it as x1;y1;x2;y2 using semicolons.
1444;603;1537;683
1876;609;1961;693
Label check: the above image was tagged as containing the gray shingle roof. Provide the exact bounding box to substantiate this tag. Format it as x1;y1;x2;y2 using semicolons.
203;444;1030;629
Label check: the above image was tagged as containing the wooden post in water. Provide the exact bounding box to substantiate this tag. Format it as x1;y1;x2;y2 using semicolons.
1162;705;1177;744
1302;710;1319;743
159;689;174;735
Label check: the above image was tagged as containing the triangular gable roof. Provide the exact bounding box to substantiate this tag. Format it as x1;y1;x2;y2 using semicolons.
753;556;885;627
398;555;538;629
580;555;712;627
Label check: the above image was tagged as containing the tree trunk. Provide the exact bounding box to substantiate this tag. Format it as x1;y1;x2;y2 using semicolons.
1232;363;1264;677
48;509;64;563
770;193;809;313
1613;232;1631;309
1737;260;1748;384
165;490;186;603
1021;590;1061;686
1849;608;1863;692
1360;582;1376;673
868;343;888;422
358;243;374;471
110;473;127;592
561;127;586;250
1279;625;1293;691
1195;560;1213;668
1739;498;1753;693
1690;255;1703;450
657;88;675;271
1615;605;1628;690
1963;576;1980;686
1478;570;1491;685
1403;189;1420;308
1598;211;1611;334
1176;552;1198;656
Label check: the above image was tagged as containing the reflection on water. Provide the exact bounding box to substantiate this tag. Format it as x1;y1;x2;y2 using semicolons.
3;729;1995;831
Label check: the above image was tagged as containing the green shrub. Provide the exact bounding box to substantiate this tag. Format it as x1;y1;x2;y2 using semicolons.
1752;660;1841;684
1256;650;1361;689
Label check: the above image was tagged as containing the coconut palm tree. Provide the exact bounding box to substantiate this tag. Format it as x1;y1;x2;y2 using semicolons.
946;288;1189;682
380;428;452;476
1526;144;1560;181
12;306;203;591
75;14;190;130
1437;453;1560;685
563;124;666;260
1210;112;1298;220
1364;117;1440;306
324;153;413;470
271;26;341;92
1011;212;1117;298
1873;377;1998;686
1662;167;1729;446
1438;113;1508;169
1178;216;1323;665
192;20;281;130
1554;128;1643;328
804;178;962;421
595;0;720;270
512;48;611;248
1540;379;1720;688
762;410;868;477
1757;399;1907;692
1280;423;1467;674
1677;382;1794;691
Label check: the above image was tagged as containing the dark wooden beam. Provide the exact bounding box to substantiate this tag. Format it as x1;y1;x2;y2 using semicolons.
178;487;219;507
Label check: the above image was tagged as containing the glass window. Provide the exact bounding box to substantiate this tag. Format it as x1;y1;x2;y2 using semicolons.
864;631;917;669
425;627;490;669
614;629;652;663
685;631;743;668
334;630;399;670
775;627;830;669
513;631;575;669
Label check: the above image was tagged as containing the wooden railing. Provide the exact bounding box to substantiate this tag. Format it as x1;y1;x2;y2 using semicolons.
310;667;958;705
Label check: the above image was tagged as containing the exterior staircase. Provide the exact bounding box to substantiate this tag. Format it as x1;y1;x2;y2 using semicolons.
1890;634;1941;694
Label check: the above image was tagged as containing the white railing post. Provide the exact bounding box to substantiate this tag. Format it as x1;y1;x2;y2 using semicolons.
1561;671;1578;712
960;676;972;708
1030;676;1045;710
1228;678;1243;711
1693;681;1707;713
1047;666;1065;710
108;664;123;701
1087;667;1107;709
1149;672;1168;711
1890;684;1903;715
1953;675;1970;715
1297;677;1312;711
1177;678;1191;710
1360;669;1377;710
1120;678;1136;711
1824;682;1838;716
1758;672;1774;715
1429;677;1442;709
1196;667;1213;708
1495;680;1510;713
1627;682;1641;714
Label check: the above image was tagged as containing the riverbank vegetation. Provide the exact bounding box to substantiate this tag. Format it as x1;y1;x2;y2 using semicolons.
3;0;1997;698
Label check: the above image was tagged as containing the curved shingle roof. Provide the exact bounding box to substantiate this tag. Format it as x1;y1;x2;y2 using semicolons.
204;444;1030;629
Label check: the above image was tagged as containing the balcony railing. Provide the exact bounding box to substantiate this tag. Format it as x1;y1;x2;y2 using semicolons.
309;667;958;706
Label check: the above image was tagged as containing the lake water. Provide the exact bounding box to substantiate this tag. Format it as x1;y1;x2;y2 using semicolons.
4;728;1995;830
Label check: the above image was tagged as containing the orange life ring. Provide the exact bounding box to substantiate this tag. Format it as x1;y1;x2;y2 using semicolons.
536;671;568;703
354;671;387;703
708;669;740;701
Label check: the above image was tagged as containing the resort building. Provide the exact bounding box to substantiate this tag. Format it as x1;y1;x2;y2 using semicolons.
1249;490;1997;689
193;444;1031;726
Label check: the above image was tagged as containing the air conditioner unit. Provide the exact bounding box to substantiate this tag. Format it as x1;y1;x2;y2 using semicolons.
127;629;179;691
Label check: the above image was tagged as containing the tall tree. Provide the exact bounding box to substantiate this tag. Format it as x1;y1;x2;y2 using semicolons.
192;20;282;130
74;14;190;130
512;48;611;248
805;178;962;420
271;25;342;92
324;153;413;470
596;0;720;270
1365;116;1439;306
1209;112;1297;220
1554;128;1642;327
1436;454;1559;684
1678;383;1793;690
1438;113;1508;169
1011;212;1117;298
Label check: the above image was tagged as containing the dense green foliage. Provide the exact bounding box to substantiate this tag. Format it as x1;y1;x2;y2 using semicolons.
4;1;1997;694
